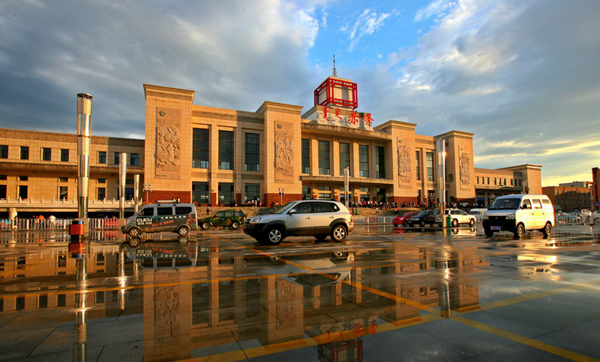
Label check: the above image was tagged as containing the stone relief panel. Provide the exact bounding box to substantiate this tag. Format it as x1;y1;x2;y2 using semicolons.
397;142;412;185
155;108;181;179
275;123;293;180
459;146;471;189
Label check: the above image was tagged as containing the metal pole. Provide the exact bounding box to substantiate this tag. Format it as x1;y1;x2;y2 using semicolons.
119;153;127;219
134;174;140;213
344;167;350;209
436;139;446;214
76;93;93;219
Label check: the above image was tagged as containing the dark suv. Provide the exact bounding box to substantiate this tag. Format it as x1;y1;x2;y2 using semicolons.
405;209;440;227
201;209;246;230
243;200;354;245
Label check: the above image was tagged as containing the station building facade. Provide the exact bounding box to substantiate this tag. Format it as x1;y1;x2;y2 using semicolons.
0;75;542;214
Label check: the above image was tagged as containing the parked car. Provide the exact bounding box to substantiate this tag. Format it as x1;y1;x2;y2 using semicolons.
405;209;440;227
393;211;419;226
243;200;354;245
483;194;554;238
122;201;198;237
201;209;246;230
436;209;476;227
468;208;487;223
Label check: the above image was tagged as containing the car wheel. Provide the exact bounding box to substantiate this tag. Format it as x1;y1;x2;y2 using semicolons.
514;223;526;239
541;222;552;238
469;218;475;226
332;251;349;259
484;228;493;237
127;237;142;248
230;221;240;230
331;224;347;242
202;221;211;230
452;219;459;227
420;220;425;227
178;226;189;237
266;226;284;245
128;228;141;238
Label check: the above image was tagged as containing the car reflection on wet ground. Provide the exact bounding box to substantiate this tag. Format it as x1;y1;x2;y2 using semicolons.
0;225;599;361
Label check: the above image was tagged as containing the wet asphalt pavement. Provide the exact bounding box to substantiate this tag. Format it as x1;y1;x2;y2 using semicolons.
0;224;600;362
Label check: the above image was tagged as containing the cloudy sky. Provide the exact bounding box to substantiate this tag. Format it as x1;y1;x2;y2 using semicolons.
1;0;599;186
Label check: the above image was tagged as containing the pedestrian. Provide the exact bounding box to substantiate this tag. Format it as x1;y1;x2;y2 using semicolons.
206;206;210;215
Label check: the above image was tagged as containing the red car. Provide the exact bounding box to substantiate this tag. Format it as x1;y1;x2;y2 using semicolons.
393;211;419;226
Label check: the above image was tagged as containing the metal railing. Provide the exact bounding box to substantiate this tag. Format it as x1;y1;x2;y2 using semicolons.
0;218;120;231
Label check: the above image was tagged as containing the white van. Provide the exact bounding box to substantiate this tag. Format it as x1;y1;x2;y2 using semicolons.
122;201;198;237
483;194;554;239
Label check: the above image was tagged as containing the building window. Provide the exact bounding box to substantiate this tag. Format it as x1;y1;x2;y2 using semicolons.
19;176;28;181
0;175;5;180
59;186;68;200
97;187;106;201
114;152;120;165
339;143;351;176
18;185;27;199
60;149;69;162
448;174;454;182
375;146;386;178
0;185;6;199
42;148;51;161
98;151;106;164
98;178;106;184
0;145;7;159
245;133;260;171
125;188;134;201
193;128;209;169
302;139;310;174
359;145;369;177
416;151;421;181
426;152;434;181
192;182;209;205
318;141;330;175
59;177;68;182
20;146;29;160
302;185;311;200
130;153;139;166
218;183;234;205
219;131;234;170
245;183;260;203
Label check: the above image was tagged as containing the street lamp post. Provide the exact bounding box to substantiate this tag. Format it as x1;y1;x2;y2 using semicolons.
143;183;152;204
278;188;285;205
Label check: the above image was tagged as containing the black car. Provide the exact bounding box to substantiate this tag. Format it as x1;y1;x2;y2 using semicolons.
405;209;440;227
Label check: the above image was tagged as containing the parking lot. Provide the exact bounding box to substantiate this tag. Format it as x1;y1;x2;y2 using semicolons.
1;224;600;361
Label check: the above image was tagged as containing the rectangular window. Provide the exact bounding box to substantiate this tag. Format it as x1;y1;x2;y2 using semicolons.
192;182;209;205
339;143;350;176
448;174;454;182
18;185;27;199
301;139;310;174
19;176;28;181
192;128;209;169
0;145;7;159
359;145;369;177
98;151;107;164
245;133;260;171
318;141;330;175
42;148;51;161
114;152;120;165
218;131;234;170
20;146;29;160
0;175;5;180
97;187;106;201
426;152;434;181
416;151;421;181
130;153;139;166
375;146;386;178
59;177;68;182
59;186;68;200
218;183;234;205
302;185;310;200
125;188;134;201
60;149;69;162
0;185;6;199
245;183;260;203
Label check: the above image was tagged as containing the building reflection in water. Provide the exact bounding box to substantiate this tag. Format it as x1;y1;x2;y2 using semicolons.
0;237;492;361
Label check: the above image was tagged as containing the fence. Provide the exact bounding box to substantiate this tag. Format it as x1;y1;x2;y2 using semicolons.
0;218;120;231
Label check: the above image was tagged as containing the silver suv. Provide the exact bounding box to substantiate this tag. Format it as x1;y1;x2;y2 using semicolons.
243;200;354;245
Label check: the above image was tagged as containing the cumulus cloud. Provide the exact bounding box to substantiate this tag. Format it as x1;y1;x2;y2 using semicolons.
344;8;391;51
362;0;600;185
0;0;321;137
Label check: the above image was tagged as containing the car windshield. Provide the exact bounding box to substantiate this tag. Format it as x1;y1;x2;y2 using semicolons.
402;212;414;217
274;202;297;214
415;211;427;217
489;198;521;210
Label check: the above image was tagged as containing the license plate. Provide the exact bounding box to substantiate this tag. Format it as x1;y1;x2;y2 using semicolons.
491;226;501;231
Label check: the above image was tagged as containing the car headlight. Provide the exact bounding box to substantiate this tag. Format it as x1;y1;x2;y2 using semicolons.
506;213;515;220
483;214;489;220
250;217;261;223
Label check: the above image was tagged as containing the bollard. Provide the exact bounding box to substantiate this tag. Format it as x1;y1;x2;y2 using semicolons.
70;220;85;241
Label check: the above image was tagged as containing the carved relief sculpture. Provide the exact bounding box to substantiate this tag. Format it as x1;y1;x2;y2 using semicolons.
397;143;412;184
459;146;471;188
275;127;293;178
155;108;182;179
